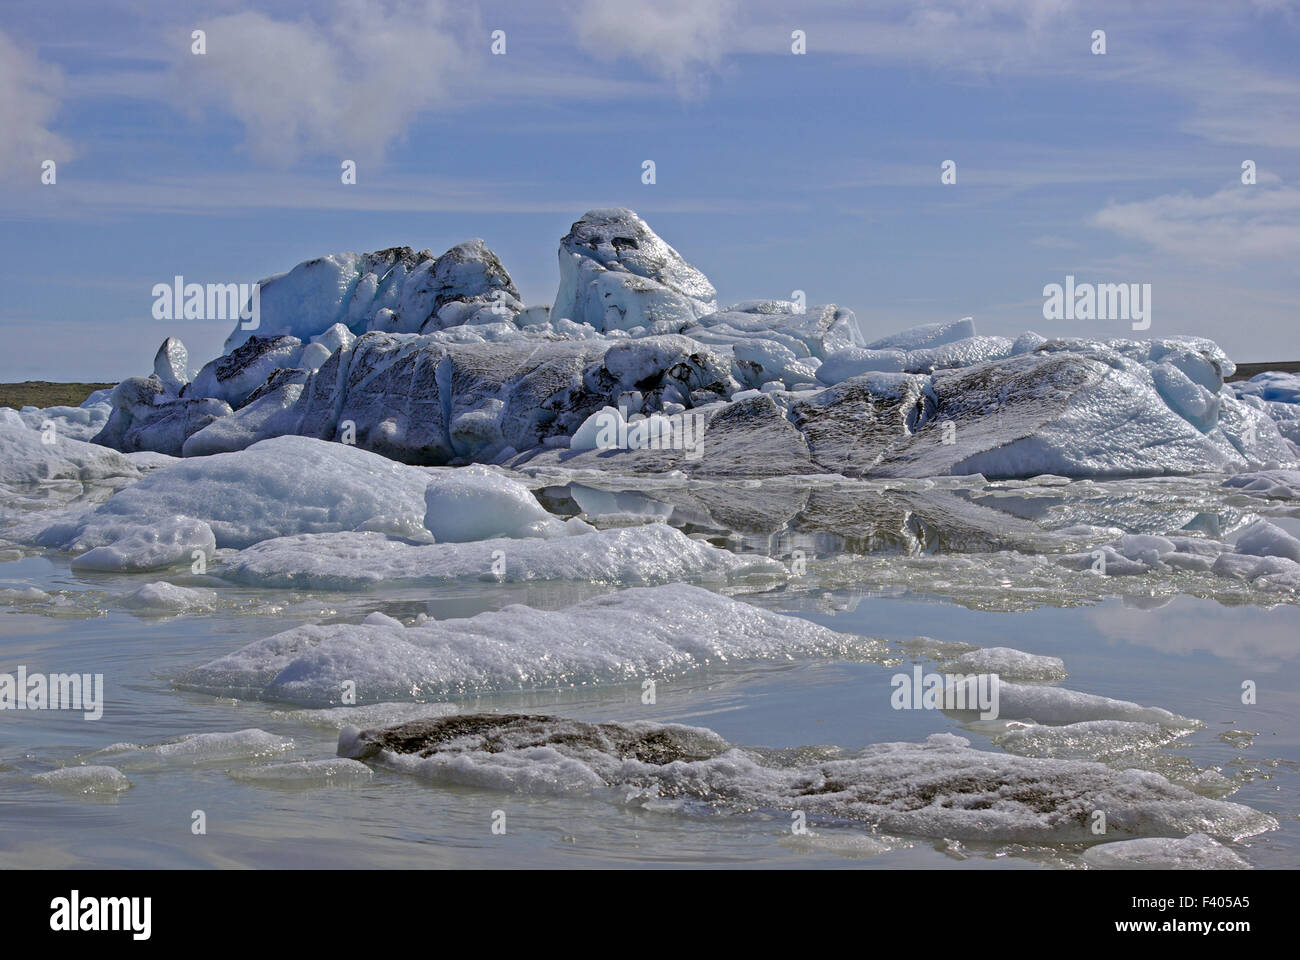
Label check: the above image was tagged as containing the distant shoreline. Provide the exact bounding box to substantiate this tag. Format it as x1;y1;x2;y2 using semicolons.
0;381;116;409
1227;362;1300;382
1;362;1296;409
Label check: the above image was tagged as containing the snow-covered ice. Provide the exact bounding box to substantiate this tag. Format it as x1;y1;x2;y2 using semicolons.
218;524;787;589
179;584;886;705
34;765;132;795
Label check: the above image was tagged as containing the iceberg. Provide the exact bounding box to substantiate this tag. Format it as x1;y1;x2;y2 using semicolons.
79;208;1299;484
551;208;716;332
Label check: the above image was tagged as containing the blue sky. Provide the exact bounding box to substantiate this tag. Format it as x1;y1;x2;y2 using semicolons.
1;0;1298;381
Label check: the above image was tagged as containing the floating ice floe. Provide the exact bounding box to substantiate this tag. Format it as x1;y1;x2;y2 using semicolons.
1058;521;1300;593
121;581;216;613
990;719;1191;760
337;715;1276;844
274;701;460;731
178;584;885;705
1081;833;1250;869
944;647;1067;683
0;582;52;604
218;524;787;590
227;758;373;786
33;765;132;795
16;435;437;571
946;678;1197;727
90;729;294;768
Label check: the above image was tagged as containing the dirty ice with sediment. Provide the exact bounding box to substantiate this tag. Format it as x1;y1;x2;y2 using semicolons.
2;209;1299;868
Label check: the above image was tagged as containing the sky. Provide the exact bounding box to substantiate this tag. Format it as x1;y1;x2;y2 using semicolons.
0;0;1297;381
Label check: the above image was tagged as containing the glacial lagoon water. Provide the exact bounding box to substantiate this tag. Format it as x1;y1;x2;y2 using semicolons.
1;473;1298;869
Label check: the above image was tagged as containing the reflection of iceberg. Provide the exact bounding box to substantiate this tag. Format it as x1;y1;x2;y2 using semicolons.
567;484;674;523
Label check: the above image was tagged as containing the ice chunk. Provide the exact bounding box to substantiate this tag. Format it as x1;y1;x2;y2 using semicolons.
875;351;1292;479
551;209;717;332
815;347;908;383
121;581;216;613
866;317;976;352
1082;833;1250;869
311;322;356;355
1232;370;1300;405
1224;469;1300;500
13;403;112;442
179;584;885;705
991;720;1189;759
275;701;459;731
0;421;141;484
946;677;1197;727
68;517;216;573
190;335;304;408
91;729;294;767
1233;519;1300;562
339;716;1275;844
946;647;1066;683
180;371;308;456
37;436;436;569
228;758;372;786
220;244;519;352
34;765;132;795
153;337;189;394
220;524;786;589
423;464;567;540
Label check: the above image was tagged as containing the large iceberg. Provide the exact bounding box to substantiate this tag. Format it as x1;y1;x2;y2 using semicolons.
75;208;1298;482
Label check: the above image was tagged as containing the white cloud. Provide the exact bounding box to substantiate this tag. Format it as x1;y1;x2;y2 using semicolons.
573;0;739;95
173;0;469;164
0;29;71;179
1091;180;1300;262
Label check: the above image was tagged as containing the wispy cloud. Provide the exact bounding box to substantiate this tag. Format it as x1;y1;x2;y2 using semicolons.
0;29;72;179
572;0;739;95
1091;179;1300;262
169;0;471;164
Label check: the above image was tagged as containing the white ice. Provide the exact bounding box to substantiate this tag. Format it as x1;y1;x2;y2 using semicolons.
179;583;885;705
